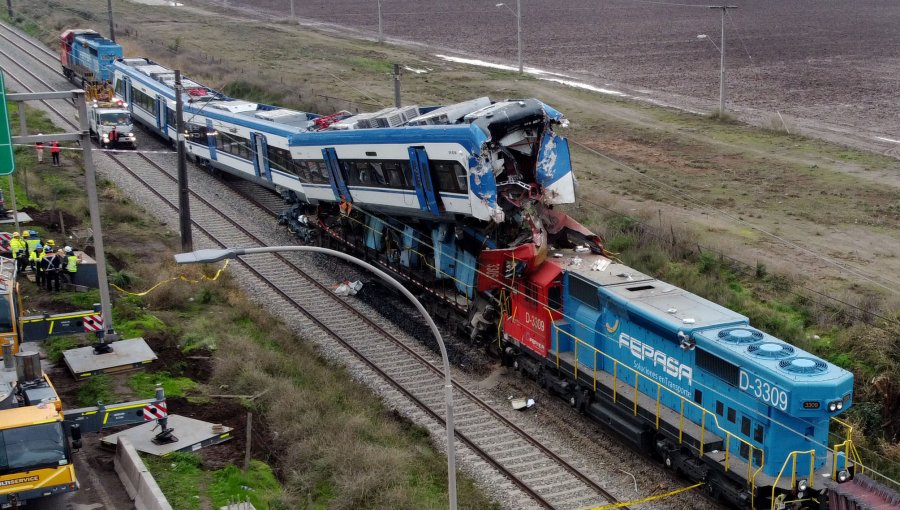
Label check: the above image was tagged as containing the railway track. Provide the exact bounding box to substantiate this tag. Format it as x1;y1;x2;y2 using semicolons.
0;21;631;510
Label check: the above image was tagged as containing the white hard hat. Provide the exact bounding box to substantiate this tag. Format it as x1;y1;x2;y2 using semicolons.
64;246;73;253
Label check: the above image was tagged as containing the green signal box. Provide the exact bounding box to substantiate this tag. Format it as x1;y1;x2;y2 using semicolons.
0;69;15;176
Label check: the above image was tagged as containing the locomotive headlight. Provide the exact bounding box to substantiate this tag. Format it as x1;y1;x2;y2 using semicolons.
837;469;850;482
828;402;837;412
836;401;843;410
797;479;809;492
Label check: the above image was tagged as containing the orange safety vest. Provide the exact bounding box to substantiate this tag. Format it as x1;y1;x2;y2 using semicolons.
50;142;60;154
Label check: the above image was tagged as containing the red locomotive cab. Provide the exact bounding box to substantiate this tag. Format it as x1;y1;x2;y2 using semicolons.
60;30;76;67
502;261;564;358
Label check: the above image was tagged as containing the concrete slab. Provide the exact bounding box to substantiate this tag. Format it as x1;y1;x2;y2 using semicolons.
63;337;157;377
0;211;33;224
101;415;234;456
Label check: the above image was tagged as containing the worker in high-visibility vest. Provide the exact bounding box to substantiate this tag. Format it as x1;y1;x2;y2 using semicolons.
63;246;79;285
9;232;26;274
35;246;49;287
23;231;42;273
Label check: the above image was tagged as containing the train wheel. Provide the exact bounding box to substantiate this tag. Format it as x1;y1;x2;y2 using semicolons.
537;370;548;389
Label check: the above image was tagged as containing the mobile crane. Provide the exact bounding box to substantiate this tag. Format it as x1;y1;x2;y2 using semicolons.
0;257;166;507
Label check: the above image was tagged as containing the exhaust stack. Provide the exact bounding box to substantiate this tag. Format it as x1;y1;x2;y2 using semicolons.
1;342;13;370
15;351;42;383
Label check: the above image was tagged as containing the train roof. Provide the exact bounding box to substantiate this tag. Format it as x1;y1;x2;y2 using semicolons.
557;249;851;387
200;99;319;130
557;249;746;334
63;29;120;50
694;325;853;384
116;58;220;102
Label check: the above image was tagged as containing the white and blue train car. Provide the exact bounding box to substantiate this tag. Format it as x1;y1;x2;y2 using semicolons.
181;99;318;195
112;58;216;142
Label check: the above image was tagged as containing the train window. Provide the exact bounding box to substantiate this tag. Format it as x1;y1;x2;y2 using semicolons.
216;132;251;161
716;401;724;416
186;123;207;143
432;161;467;194
401;161;414;188
727;408;736;423
548;285;562;311
304;160;330;184
741;417;751;436
132;89;156;115
524;282;538;302
569;275;600;308
754;424;764;443
739;442;749;460
455;163;468;193
166;108;176;128
693;389;702;405
695;349;740;386
115;79;125;97
369;162;387;185
382;161;407;188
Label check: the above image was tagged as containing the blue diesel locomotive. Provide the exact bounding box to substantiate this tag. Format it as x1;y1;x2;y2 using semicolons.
61;28;872;508
501;249;855;508
60;29;122;85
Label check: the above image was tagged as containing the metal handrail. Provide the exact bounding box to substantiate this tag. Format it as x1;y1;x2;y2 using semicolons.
550;322;770;502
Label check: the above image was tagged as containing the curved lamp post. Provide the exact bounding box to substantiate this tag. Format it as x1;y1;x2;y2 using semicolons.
175;246;458;510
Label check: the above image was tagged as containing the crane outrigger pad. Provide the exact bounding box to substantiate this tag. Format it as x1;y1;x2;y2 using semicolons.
63;337;157;377
101;414;234;456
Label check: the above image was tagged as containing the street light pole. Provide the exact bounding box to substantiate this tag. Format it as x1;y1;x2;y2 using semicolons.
496;1;523;73
175;245;458;510
516;0;522;74
377;0;384;43
709;4;737;115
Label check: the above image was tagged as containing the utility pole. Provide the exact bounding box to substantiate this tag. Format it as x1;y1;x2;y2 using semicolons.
289;0;295;21
76;92;117;350
174;70;192;252
107;0;115;42
377;0;384;43
516;0;522;73
709;4;737;115
392;63;401;107
6;0;12;19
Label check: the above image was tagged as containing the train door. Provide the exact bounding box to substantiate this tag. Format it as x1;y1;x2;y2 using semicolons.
205;119;217;161
155;95;166;131
503;262;563;358
407;146;441;216
321;148;352;202
122;76;132;110
249;133;271;181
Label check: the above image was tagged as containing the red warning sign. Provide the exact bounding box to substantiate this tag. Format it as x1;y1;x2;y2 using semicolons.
83;314;103;332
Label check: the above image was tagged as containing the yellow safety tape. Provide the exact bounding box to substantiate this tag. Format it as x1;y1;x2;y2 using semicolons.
110;260;229;296
585;482;704;510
